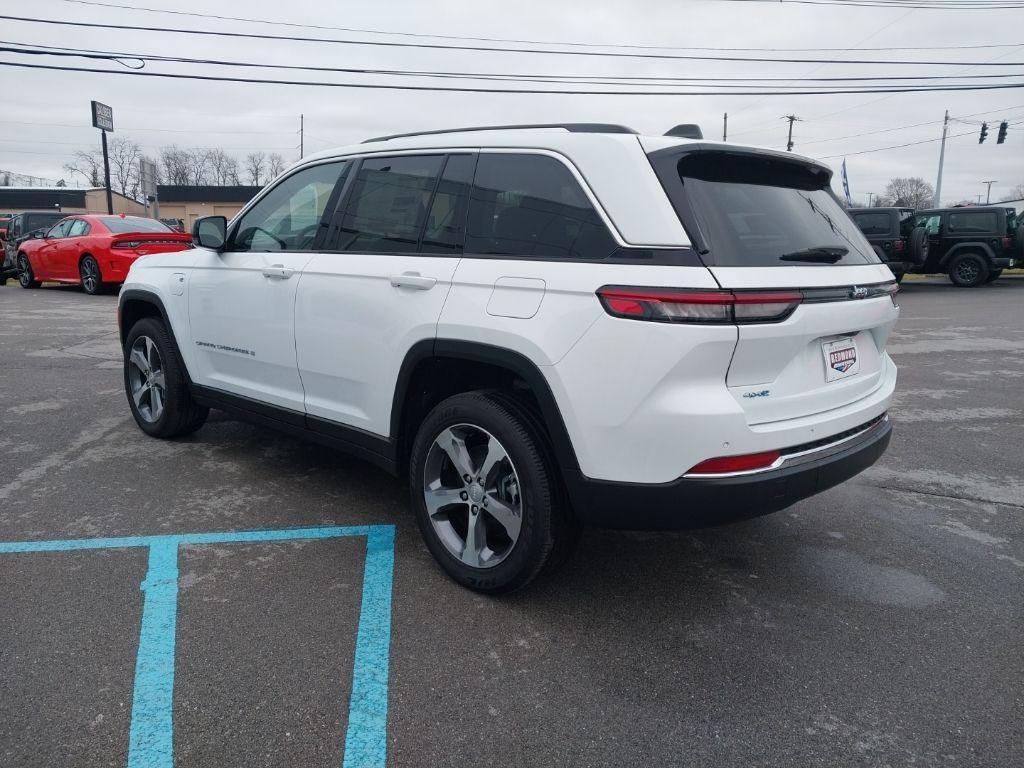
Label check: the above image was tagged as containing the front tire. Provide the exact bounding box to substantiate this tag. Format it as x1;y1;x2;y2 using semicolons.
17;253;40;288
80;255;103;295
948;253;989;288
124;317;208;438
409;391;573;594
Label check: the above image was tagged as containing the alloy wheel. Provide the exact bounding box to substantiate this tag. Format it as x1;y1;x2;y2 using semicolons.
127;335;166;423
17;255;31;287
81;258;99;294
955;259;980;284
422;423;523;569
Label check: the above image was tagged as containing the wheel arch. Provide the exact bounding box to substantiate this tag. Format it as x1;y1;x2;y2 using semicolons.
939;242;996;268
117;290;192;386
391;339;581;479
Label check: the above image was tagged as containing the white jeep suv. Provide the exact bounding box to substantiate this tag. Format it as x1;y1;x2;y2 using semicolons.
119;123;898;593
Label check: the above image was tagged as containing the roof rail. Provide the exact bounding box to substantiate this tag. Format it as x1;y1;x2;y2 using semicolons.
362;123;637;143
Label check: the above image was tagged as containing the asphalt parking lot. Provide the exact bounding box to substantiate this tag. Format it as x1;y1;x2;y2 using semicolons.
1;278;1022;768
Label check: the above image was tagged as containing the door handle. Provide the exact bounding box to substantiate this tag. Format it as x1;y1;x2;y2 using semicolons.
261;264;294;280
390;271;436;291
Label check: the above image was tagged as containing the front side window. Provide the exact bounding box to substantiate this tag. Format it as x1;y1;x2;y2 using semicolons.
947;211;998;234
853;212;891;236
48;219;73;239
233;161;348;252
672;152;877;266
336;155;444;253
68;219;90;236
465;153;618;260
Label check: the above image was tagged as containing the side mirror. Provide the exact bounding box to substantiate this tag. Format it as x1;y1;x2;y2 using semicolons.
193;216;227;250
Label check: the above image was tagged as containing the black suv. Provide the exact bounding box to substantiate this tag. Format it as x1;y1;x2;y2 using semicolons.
849;207;929;282
1;210;66;285
912;207;1021;287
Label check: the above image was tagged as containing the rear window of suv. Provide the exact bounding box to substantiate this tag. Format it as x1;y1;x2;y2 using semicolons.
853;212;891;236
671;152;878;266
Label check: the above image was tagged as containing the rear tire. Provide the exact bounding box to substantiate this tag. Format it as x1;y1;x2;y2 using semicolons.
17;253;40;289
409;391;574;594
948;253;989;288
123;317;208;438
80;255;103;295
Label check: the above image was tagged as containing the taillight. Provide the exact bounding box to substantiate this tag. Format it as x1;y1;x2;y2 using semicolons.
1002;236;1012;250
112;240;140;249
596;287;802;324
686;450;782;475
893;239;905;253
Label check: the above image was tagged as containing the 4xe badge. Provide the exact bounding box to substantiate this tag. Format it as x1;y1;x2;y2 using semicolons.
821;337;860;383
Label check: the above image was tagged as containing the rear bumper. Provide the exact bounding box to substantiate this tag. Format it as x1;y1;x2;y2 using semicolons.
992;257;1014;269
564;414;891;530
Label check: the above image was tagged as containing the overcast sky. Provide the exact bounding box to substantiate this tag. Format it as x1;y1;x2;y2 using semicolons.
1;0;1022;204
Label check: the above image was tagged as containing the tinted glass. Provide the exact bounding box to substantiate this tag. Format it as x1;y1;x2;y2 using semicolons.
24;213;64;233
234;161;347;251
99;216;171;234
853;212;891;236
947;211;998;234
915;214;941;235
675;152;877;266
465;153;618;260
68;219;90;236
337;155;444;253
421;154;475;254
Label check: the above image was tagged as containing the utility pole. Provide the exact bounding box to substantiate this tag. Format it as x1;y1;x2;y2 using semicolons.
933;109;949;208
867;192;875;208
782;114;801;152
300;114;304;159
982;180;997;205
722;112;728;142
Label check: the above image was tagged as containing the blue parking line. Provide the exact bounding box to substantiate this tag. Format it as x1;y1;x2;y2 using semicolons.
0;525;396;768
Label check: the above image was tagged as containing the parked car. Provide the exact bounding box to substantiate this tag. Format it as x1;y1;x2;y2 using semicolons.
1;210;65;286
118;123;898;593
848;207;929;282
911;207;1019;287
16;214;193;294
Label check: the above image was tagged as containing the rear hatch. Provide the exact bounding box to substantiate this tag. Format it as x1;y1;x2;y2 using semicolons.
647;144;898;425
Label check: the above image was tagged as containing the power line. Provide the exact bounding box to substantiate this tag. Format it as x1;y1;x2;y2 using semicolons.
6;40;1024;87
54;0;1024;53
799;104;1024;143
4;14;1024;66
817;118;1024;158
5;59;1024;96
721;0;1024;8
0;118;294;135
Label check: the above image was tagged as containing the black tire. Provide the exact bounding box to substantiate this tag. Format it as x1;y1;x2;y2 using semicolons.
908;226;929;265
948;252;989;288
1016;223;1024;263
408;391;575;594
123;317;208;438
894;271;905;284
985;269;1003;283
79;254;103;295
17;253;40;288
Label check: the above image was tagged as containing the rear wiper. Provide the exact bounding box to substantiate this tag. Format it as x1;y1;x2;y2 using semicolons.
779;246;848;264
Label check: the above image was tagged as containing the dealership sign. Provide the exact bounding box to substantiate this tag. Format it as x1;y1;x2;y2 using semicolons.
91;100;114;132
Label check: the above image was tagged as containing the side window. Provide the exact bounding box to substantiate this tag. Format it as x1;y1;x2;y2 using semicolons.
421;154;475;254
48;220;74;239
465;153;618;260
9;216;19;238
233;161;348;252
948;211;997;234
916;214;940;235
336;155;444;253
68;220;90;236
853;212;890;236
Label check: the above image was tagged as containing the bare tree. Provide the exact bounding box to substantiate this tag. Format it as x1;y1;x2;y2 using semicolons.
879;177;934;209
185;149;212;185
64;137;145;199
159;145;191;185
1000;183;1024;202
208;149;240;186
245;151;267;186
267;152;286;179
64;150;103;187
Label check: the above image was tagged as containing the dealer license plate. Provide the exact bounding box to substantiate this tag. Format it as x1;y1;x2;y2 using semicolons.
822;337;859;383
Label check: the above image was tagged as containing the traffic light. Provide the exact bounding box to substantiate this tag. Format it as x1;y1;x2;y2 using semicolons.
997;121;1008;144
979;122;988;143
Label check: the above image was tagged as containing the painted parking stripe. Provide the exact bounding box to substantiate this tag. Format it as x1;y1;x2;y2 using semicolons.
0;524;396;768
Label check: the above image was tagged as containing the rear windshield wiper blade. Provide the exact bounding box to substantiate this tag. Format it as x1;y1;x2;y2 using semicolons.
778;246;848;264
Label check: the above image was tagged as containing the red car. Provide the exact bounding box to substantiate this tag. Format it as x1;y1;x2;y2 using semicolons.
16;214;193;294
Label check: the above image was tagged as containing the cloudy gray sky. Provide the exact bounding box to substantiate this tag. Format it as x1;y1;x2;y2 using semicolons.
1;0;1022;204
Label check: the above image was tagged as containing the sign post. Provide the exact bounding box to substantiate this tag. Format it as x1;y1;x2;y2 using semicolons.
91;100;114;214
140;159;159;219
